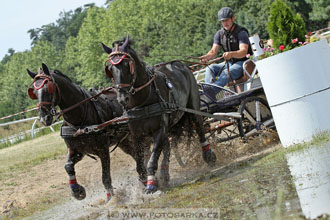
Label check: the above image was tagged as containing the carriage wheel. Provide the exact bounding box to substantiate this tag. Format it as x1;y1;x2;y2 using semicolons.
171;133;199;167
237;96;274;138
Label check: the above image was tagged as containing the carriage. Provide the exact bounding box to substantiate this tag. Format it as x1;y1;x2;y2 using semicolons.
170;57;275;167
27;37;276;201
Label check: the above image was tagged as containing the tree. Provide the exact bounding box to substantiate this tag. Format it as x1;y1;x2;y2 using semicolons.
28;6;91;51
235;0;273;39
285;0;312;30
266;0;306;48
305;0;330;30
67;6;109;88
1;48;15;64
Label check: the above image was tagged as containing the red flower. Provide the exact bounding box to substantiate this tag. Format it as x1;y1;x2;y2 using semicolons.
292;38;298;43
279;45;285;51
308;32;312;36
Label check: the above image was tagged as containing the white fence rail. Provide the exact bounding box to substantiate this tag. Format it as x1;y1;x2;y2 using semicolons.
0;117;62;145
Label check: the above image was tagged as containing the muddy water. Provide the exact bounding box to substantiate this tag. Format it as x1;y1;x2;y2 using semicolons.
23;151;150;220
23;145;213;220
286;143;330;219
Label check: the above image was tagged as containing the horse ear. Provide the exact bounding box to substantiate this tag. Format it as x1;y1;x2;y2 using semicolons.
101;42;112;54
119;36;129;50
42;63;50;76
27;69;37;79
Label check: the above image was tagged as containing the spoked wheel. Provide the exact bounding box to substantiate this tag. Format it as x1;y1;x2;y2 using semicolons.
170;133;199;168
238;96;275;138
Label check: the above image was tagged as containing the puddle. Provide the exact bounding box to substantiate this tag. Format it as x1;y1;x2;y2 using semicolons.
286;143;330;219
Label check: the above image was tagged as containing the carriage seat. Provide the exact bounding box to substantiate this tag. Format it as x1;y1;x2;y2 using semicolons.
226;59;258;93
226;59;257;87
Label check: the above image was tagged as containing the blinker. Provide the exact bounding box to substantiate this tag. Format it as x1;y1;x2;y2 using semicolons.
28;88;37;99
27;78;55;99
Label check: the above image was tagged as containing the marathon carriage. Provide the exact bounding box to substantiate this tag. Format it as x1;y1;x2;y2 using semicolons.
171;56;275;167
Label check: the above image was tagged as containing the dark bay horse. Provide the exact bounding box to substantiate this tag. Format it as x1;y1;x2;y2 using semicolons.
27;63;150;201
102;37;217;193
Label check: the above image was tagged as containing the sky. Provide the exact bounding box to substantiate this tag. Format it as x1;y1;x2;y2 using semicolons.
0;0;106;60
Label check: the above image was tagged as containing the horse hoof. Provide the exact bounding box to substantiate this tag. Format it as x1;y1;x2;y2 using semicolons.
71;184;86;200
145;184;157;194
203;149;217;166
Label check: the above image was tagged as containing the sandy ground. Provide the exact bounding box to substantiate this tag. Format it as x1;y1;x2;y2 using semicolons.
0;129;280;220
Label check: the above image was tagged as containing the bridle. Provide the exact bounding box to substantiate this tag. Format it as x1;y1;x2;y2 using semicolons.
104;47;155;95
27;72;60;117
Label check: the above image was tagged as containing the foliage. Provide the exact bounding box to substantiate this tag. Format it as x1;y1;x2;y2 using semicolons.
305;0;330;21
235;0;273;39
1;48;15;65
0;0;328;119
28;5;96;50
305;0;330;30
0;41;63;118
70;6;110;88
266;0;306;48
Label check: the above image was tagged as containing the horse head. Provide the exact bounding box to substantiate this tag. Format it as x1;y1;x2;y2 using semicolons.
27;63;58;126
102;37;140;108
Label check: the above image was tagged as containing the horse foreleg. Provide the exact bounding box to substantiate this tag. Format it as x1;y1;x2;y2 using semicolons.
194;115;216;166
99;148;113;202
135;138;148;186
146;117;168;194
159;139;170;187
64;148;86;200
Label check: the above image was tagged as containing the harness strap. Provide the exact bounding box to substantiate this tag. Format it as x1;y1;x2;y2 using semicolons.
56;87;113;120
126;102;178;120
133;74;156;94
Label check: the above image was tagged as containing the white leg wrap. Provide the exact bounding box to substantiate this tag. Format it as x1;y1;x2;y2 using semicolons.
201;140;209;147
68;175;76;180
148;175;156;181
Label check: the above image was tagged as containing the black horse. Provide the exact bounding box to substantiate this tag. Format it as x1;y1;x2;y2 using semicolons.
102;37;217;193
27;63;151;202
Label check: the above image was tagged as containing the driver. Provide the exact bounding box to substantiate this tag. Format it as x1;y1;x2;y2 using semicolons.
199;7;252;87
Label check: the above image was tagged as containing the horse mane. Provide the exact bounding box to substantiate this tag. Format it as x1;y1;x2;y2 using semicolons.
112;37;134;48
114;37;148;69
51;69;73;83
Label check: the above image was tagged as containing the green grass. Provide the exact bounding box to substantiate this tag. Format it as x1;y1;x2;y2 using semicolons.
0;132;67;220
0;132;66;182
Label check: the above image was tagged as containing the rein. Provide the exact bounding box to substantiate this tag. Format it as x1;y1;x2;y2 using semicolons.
154;56;224;72
29;72;115;121
55;87;114;121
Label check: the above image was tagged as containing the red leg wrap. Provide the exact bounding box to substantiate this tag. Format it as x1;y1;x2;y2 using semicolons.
202;144;210;152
